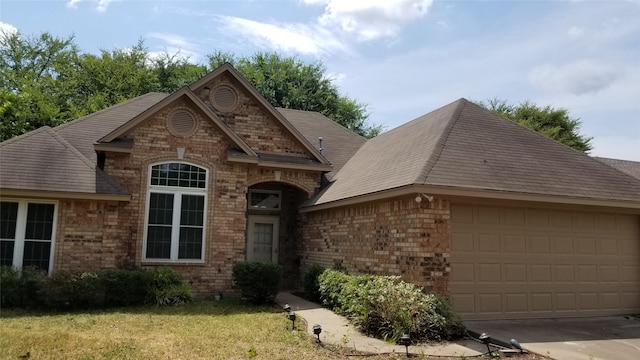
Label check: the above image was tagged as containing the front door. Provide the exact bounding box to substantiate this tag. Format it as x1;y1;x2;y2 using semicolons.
247;215;279;263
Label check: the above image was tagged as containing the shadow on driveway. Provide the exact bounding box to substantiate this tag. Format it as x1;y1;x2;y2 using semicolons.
465;316;640;360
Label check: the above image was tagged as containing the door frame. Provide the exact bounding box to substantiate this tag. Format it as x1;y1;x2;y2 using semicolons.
247;215;280;263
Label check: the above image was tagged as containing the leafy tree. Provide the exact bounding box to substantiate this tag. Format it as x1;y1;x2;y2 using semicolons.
208;51;380;138
477;98;592;152
151;50;207;94
0;31;79;140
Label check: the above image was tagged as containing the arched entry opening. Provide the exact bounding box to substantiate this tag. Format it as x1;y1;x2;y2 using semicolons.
246;182;308;288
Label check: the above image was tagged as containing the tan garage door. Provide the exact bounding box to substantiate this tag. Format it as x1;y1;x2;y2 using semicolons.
450;204;640;320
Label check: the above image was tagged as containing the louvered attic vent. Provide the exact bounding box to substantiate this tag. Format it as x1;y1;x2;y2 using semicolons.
168;110;197;137
211;85;238;112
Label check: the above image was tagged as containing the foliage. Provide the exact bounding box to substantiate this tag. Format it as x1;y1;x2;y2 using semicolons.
477;98;593;152
232;261;282;304
1;30;378;141
1;267;191;309
318;270;465;342
209;51;380;138
0;266;47;308
301;264;325;302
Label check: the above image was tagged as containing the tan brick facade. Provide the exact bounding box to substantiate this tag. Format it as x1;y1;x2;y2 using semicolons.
52;90;322;295
299;196;452;294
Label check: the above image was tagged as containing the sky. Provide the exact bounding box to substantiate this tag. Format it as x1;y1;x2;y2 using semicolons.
1;0;639;160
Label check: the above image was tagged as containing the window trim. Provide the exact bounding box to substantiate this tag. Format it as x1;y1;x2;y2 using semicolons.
142;162;208;263
0;199;58;274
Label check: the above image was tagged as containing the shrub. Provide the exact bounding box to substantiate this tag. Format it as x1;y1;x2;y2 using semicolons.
301;264;324;302
42;271;105;309
0;266;47;308
318;270;466;342
232;261;281;304
101;268;151;306
146;267;193;306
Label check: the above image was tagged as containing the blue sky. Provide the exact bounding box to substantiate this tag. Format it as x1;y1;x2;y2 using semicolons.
2;0;639;160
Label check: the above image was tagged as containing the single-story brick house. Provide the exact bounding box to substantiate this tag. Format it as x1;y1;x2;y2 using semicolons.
2;64;639;319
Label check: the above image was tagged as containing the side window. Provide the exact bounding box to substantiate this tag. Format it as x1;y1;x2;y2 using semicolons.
0;200;57;273
144;163;207;262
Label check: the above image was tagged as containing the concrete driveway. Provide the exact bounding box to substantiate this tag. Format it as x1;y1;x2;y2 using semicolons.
465;316;640;360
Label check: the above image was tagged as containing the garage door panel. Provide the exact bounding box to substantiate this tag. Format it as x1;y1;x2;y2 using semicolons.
451;232;474;252
450;204;640;319
477;234;500;252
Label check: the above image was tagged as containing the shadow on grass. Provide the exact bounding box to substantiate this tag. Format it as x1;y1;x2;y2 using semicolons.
0;297;282;319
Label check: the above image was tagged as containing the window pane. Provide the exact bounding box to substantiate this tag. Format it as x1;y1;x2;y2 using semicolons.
148;193;174;225
249;191;281;210
22;241;51;272
0;240;15;266
150;163;206;188
180;195;204;226
0;202;18;239
178;227;202;259
146;226;172;259
25;203;55;240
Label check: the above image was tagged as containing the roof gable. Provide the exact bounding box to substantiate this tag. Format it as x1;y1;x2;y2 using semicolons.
0;127;128;199
189;63;330;166
310;98;640;208
98;87;257;157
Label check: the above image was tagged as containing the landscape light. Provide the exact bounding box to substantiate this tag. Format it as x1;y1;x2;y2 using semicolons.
397;333;411;357
288;311;296;330
312;324;322;342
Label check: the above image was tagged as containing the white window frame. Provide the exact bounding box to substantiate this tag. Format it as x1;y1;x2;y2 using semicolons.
0;199;58;274
142;162;208;263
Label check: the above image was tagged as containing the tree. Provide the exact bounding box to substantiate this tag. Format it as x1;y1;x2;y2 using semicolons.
0;31;79;140
477;98;592;152
208;51;380;138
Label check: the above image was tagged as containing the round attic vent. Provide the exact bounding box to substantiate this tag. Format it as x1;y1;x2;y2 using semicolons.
211;85;238;112
167;109;197;137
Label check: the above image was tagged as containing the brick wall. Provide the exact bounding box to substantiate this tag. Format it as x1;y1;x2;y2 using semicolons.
93;95;321;296
299;196;452;294
55;200;131;272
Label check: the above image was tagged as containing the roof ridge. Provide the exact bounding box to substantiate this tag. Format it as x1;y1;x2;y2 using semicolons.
416;98;468;184
46;128;128;194
1;126;52;146
55;92;169;132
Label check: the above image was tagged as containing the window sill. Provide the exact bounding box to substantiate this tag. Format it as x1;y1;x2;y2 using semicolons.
142;260;206;267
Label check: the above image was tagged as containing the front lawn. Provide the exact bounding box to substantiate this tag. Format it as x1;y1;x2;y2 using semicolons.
0;299;546;360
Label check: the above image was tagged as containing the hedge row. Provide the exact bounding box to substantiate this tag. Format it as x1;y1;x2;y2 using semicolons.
316;269;466;343
0;266;192;309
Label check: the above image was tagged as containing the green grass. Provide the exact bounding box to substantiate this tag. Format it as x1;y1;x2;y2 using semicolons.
0;299;542;360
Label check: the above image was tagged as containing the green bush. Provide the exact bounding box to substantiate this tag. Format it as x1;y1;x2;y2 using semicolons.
301;264;324;302
0;266;47;308
101;268;152;306
318;270;465;342
42;271;105;309
232;261;282;304
146;267;193;306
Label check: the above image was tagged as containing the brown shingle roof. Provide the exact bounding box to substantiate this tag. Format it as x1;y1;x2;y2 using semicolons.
55;92;168;164
595;157;640;181
0;127;127;197
310;98;640;206
277;108;366;180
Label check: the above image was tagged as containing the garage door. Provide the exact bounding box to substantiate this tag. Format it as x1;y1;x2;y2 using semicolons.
450;204;640;320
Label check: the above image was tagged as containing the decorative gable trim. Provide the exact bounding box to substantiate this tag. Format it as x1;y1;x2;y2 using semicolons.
190;63;331;167
97;87;258;158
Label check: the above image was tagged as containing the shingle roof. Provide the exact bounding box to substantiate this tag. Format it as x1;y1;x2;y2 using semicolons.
277;108;366;180
55;93;168;164
595;157;640;181
310;98;640;206
0;127;128;196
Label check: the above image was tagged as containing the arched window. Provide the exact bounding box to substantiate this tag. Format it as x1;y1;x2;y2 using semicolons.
144;162;207;262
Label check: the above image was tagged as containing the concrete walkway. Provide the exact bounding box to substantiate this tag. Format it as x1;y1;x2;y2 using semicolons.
275;292;486;357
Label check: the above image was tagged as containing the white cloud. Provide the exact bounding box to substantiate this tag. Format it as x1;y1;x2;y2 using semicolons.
217;16;350;56
313;0;433;41
66;0;116;13
591;136;640;161
146;33;202;62
529;60;622;95
0;21;18;35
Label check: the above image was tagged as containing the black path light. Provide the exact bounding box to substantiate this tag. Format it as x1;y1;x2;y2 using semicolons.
288;311;296;330
283;304;291;312
510;338;523;352
397;333;411;357
479;333;493;356
312;324;322;343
